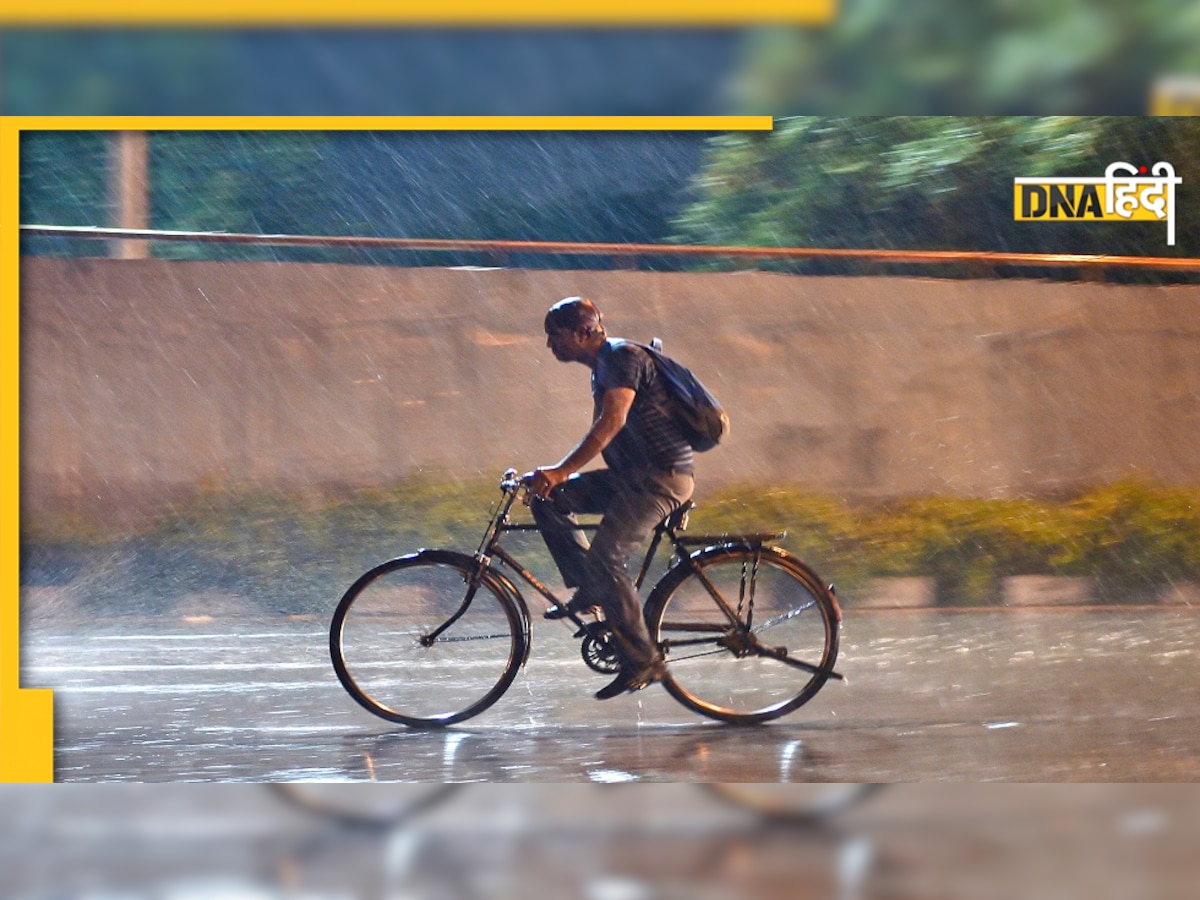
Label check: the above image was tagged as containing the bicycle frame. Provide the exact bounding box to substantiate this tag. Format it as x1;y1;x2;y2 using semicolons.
470;470;842;679
468;470;689;623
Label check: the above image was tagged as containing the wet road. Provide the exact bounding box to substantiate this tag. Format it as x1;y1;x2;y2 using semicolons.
22;607;1200;782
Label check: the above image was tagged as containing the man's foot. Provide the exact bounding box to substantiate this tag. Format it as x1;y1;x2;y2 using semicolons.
594;656;667;701
544;592;598;621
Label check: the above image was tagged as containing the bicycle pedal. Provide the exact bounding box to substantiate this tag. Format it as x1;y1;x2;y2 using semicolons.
574;620;607;639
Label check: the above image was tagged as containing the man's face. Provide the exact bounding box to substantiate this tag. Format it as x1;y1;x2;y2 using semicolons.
545;326;586;362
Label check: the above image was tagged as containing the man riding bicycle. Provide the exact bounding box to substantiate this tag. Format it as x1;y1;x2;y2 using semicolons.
527;297;695;700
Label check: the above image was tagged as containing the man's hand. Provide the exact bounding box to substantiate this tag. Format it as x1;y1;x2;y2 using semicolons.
528;466;569;501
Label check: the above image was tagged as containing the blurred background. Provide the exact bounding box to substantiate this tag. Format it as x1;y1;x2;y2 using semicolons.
3;1;1200;116
2;784;1199;898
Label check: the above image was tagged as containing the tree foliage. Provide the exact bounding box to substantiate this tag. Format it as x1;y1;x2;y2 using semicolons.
19;131;705;267
672;116;1200;274
148;132;334;260
20;119;1200;276
729;0;1200;115
19;132;112;257
20;131;335;261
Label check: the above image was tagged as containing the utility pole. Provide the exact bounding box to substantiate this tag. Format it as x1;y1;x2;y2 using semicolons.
111;131;149;259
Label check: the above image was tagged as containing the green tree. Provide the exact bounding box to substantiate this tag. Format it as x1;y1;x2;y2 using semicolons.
673;116;1200;273
20;131;337;261
729;1;1200;115
149;132;334;260
19;132;111;257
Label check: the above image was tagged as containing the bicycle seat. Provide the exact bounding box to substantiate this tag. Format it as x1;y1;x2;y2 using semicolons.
663;500;694;532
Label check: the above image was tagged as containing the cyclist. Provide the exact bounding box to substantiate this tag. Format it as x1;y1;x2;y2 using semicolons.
527;297;695;700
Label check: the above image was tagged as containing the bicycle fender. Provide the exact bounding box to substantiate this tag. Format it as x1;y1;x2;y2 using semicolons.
476;565;534;668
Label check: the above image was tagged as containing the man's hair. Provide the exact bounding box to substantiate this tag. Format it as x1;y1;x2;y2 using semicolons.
544;296;605;336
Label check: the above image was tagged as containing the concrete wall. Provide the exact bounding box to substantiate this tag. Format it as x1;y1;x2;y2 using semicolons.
20;257;1200;522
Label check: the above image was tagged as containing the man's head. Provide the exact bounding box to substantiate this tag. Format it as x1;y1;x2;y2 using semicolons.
544;296;604;336
544;296;606;364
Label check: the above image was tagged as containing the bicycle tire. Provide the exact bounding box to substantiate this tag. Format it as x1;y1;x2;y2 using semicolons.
330;550;527;727
646;544;840;724
271;783;460;828
703;783;883;824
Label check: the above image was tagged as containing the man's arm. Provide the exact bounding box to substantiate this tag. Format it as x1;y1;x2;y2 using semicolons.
530;387;635;499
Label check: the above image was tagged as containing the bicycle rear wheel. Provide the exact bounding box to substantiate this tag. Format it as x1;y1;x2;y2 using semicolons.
331;550;527;727
646;545;840;724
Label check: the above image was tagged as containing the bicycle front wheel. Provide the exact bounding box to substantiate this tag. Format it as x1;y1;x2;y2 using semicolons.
331;550;527;728
647;545;840;724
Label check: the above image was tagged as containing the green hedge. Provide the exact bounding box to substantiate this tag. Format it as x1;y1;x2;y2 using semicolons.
20;477;1200;615
692;479;1200;605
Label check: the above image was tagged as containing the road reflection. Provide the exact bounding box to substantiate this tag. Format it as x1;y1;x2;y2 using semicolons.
3;785;1198;899
273;723;848;784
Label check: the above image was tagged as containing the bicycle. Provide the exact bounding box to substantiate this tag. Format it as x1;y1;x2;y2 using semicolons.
329;468;844;728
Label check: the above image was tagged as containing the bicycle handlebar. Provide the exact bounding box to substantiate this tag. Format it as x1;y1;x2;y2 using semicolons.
500;467;533;494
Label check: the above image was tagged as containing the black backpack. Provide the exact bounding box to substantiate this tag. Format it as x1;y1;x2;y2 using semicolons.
630;338;730;452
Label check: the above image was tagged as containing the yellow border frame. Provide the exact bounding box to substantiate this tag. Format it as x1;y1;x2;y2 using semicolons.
0;114;772;783
3;2;836;25
0;118;53;782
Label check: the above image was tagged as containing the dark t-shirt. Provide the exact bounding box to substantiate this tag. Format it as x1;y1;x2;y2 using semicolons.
592;339;695;474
